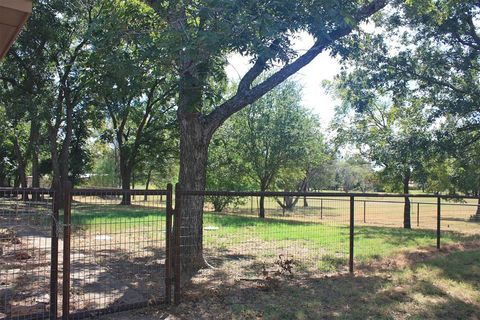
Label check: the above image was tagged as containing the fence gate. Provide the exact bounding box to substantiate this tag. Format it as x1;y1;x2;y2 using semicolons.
0;188;57;320
1;185;176;320
61;184;174;319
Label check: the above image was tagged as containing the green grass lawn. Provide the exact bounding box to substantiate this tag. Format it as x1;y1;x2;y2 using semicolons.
70;203;479;272
202;212;478;271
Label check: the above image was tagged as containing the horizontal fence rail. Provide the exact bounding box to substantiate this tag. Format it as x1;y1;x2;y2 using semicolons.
180;189;480;199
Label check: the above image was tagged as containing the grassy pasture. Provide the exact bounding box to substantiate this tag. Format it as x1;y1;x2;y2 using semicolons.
69;195;480;274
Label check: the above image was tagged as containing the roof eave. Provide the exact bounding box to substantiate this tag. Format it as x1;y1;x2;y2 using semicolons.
0;0;32;59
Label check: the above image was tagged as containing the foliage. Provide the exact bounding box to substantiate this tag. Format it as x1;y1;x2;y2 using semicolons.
206;122;251;212
334;157;375;192
330;0;480;195
233;80;321;192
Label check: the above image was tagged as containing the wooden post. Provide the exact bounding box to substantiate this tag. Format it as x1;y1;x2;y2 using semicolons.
363;200;366;223
320;199;323;219
62;181;72;320
349;196;355;274
417;202;420;227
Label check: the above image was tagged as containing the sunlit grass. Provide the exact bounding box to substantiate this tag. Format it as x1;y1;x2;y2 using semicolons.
70;203;479;266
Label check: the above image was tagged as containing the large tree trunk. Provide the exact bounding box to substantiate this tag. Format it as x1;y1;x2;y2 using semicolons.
49;99;74;209
30;117;40;200
12;137;28;189
120;165;132;205
259;181;268;218
49;126;63;207
403;172;411;229
259;194;266;218
177;113;210;280
144;168;153;202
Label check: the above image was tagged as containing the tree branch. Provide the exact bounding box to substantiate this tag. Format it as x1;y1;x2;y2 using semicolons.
205;0;388;135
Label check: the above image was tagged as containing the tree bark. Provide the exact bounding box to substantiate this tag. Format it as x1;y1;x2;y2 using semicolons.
12;137;28;189
49;98;74;209
403;171;411;229
144;167;153;202
29;117;40;200
120;164;132;205
259;194;266;218
258;180;268;218
177;112;210;280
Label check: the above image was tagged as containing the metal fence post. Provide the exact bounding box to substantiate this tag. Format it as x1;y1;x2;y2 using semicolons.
417;202;420;227
62;181;72;320
349;196;355;274
50;190;59;320
165;184;173;304
320;199;323;219
363;200;366;223
173;183;182;305
437;197;441;249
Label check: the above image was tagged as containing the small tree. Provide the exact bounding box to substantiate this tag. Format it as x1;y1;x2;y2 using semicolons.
332;97;432;228
229;80;319;217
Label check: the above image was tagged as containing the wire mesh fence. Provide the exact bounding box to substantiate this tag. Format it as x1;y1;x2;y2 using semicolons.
66;188;170;318
0;189;56;320
0;187;172;320
1;186;479;319
177;191;480;289
200;195;351;274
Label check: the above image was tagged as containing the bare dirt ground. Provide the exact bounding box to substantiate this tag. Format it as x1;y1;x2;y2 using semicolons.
0;214;166;319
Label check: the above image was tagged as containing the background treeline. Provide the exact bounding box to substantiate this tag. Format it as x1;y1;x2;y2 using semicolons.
0;0;479;205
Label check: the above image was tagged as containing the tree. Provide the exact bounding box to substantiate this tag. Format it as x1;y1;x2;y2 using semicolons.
332;96;432;228
0;105;16;187
328;0;480;222
205;122;252;212
231;80;322;217
275;115;328;209
0;0;55;190
432;119;480;220
144;0;388;276
0;1;114;207
332;157;374;192
88;0;176;204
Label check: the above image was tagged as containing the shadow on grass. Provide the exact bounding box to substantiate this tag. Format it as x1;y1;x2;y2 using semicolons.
417;249;480;288
176;248;480;320
356;226;476;244
204;212;323;228
442;217;480;223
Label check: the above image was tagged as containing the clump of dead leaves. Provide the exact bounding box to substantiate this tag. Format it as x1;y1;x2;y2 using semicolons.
241;255;295;291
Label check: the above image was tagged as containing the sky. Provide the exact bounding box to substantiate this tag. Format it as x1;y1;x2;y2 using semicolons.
225;32;342;126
